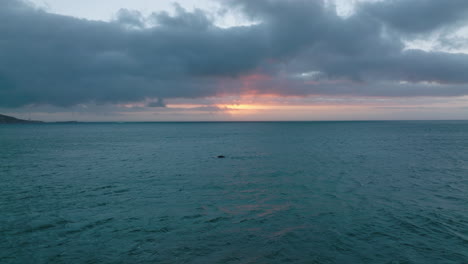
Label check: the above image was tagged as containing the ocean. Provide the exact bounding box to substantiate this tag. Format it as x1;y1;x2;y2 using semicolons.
1;121;467;263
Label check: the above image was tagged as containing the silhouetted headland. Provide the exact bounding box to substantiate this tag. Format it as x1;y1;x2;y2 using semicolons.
0;114;43;124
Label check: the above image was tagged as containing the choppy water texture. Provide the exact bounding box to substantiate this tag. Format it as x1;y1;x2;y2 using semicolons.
1;121;467;264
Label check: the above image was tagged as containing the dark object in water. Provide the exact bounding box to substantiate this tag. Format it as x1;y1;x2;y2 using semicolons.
217;155;226;159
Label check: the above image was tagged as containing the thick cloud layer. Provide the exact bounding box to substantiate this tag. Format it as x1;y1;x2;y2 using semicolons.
0;0;468;107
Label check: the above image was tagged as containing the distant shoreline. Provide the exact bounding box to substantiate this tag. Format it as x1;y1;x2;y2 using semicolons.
0;114;43;124
1;114;468;124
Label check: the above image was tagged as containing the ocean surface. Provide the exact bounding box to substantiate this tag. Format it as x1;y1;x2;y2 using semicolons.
1;121;467;264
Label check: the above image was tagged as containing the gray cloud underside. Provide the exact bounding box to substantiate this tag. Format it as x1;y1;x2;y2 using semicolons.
1;0;468;107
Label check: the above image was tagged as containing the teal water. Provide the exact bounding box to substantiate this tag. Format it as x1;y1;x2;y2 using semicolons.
1;121;467;263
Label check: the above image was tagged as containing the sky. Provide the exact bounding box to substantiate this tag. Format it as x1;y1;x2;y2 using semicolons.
1;0;468;121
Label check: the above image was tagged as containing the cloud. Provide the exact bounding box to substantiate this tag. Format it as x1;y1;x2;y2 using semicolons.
147;98;166;107
359;0;468;34
0;0;468;108
116;9;145;29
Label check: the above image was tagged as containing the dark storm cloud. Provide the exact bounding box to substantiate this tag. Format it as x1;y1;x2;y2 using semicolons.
0;0;267;107
1;0;468;108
